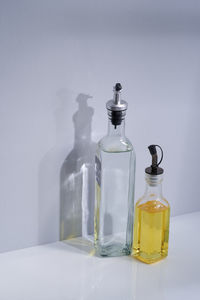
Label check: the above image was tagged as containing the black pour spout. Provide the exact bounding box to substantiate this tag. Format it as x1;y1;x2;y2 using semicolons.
145;145;164;175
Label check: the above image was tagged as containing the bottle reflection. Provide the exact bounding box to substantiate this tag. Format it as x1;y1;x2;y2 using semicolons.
134;261;165;300
76;258;166;300
60;93;96;242
77;257;136;300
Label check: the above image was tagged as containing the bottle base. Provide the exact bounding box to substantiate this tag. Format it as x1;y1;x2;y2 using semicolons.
96;242;131;257
132;249;168;264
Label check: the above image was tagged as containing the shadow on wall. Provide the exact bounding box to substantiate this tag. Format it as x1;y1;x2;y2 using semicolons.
38;90;73;244
60;93;96;241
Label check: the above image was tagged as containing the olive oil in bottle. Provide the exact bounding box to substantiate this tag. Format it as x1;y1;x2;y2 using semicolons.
133;145;170;264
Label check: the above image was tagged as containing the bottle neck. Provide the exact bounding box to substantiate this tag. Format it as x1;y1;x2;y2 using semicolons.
107;118;125;137
144;174;163;198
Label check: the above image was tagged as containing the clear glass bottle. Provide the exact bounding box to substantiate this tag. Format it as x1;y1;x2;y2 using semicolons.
133;145;170;263
94;83;136;256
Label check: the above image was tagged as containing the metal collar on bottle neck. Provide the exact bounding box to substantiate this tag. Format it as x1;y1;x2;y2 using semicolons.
145;173;163;187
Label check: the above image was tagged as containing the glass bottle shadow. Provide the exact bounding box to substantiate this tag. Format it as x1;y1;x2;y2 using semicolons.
60;93;96;254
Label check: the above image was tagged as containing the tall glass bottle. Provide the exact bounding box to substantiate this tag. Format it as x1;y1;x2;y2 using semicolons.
94;83;136;256
133;145;170;263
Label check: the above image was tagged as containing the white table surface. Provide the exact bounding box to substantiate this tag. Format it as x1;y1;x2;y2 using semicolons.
0;212;200;300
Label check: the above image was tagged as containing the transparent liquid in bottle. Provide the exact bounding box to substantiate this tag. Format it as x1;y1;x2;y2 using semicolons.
95;147;135;256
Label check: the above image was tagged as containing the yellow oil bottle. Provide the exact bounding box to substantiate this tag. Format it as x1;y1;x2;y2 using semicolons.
133;145;170;264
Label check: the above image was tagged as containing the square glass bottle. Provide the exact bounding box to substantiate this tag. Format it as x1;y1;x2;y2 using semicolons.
94;83;136;256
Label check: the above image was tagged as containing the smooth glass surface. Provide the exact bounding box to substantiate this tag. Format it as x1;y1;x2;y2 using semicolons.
1;212;200;300
94;119;136;256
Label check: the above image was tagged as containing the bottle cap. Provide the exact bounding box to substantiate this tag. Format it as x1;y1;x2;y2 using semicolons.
106;83;128;128
106;83;128;112
145;145;164;175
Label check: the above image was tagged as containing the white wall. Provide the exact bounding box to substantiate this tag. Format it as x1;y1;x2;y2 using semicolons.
0;0;200;252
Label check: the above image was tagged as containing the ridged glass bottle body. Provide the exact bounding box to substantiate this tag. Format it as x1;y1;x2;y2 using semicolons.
133;174;170;263
94;120;136;256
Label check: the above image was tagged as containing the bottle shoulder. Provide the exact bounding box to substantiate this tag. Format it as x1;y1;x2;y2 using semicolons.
98;135;134;153
136;196;170;208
